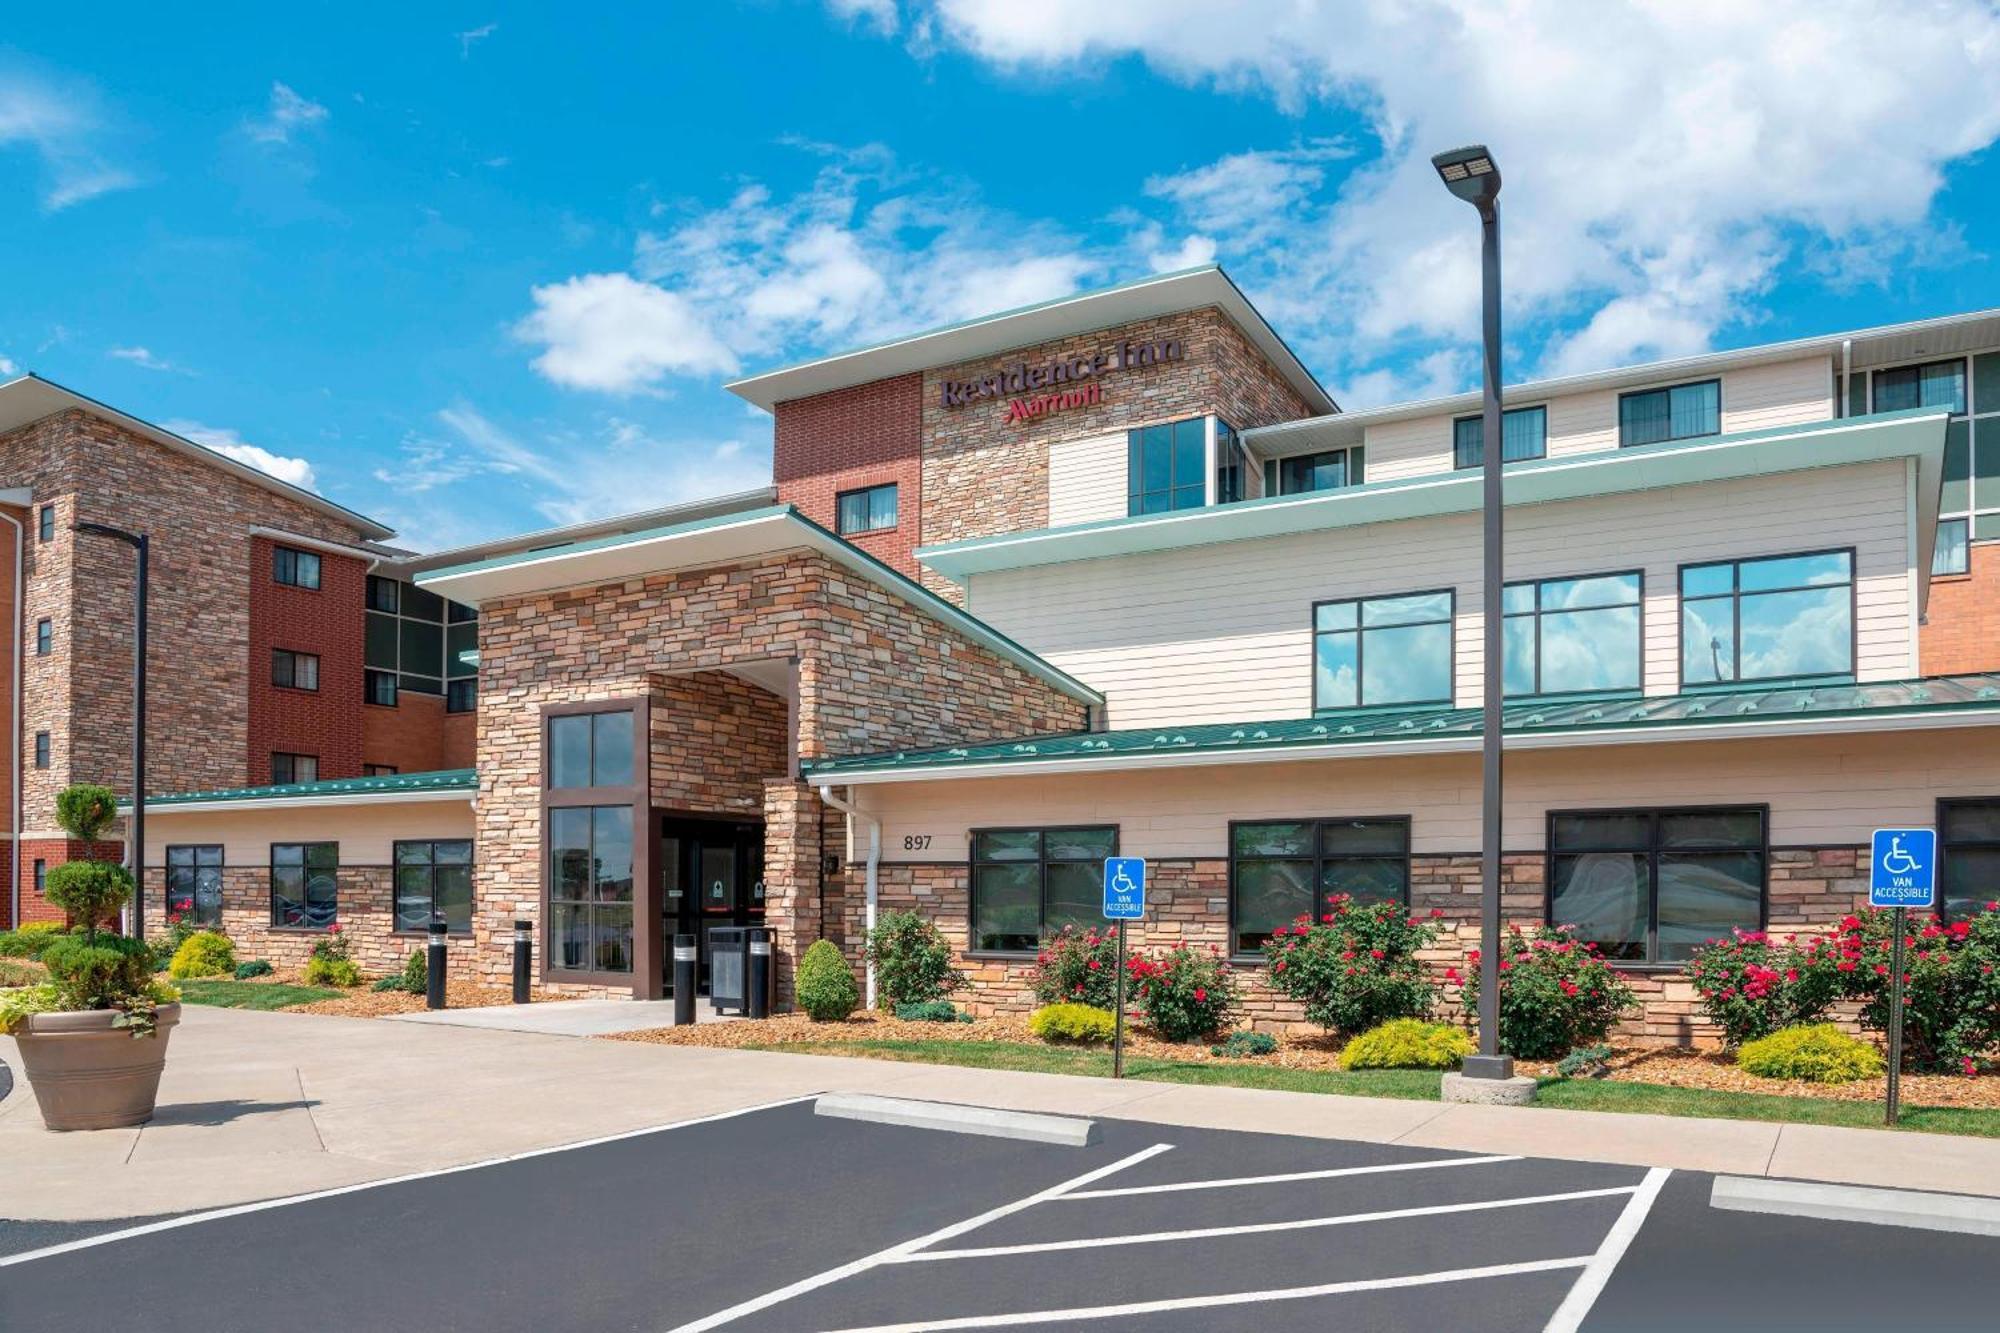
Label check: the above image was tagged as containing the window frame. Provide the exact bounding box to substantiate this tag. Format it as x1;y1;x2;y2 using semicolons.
966;823;1120;958
37;504;54;543
33;859;46;892
363;764;399;777
541;697;653;990
834;482;900;536
164;844;224;928
391;838;475;936
271;752;319;785
446;678;477;714
1872;357;1967;416
1453;404;1549;470
1502;569;1645;700
271;648;320;692
1227;816;1412;960
1936;795;2000;923
33;731;49;770
1544;804;1769;969
1617;378;1722;449
365;669;398;707
1310;588;1458;713
269;840;340;931
1275;448;1352;496
271;545;322;590
1676;546;1857;689
34;618;51;657
1127;416;1210;515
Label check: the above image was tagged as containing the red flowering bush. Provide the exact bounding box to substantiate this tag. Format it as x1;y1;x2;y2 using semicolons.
1462;924;1635;1060
1259;897;1445;1036
1128;942;1237;1042
1029;924;1120;1011
1687;929;1848;1047
1833;904;2000;1073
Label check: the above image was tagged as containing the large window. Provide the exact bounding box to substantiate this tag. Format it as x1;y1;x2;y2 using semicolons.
836;483;898;535
549;711;635;788
1875;359;1966;415
1680;550;1853;686
1313;590;1455;711
1619;379;1720;448
1873;357;1988;577
549;807;634;973
272;649;319;691
1230;818;1410;955
1454;406;1547;469
1504;572;1642;698
165;844;223;927
1549;807;1765;964
1939;799;2000;922
272;545;321;590
970;826;1116;953
394;840;473;934
1128;417;1207;515
271;842;339;929
365;576;477;700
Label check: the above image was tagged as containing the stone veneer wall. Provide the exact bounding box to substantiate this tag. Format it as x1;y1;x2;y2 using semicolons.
140;865;414;975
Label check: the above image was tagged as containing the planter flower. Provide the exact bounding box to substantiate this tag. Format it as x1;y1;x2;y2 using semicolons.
0;783;180;1130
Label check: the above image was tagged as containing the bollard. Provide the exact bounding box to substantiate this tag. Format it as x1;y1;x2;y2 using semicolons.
512;918;532;1004
673;933;697;1026
748;928;771;1020
426;914;448;1010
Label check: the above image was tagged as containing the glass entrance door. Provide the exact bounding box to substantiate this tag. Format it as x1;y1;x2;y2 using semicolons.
660;816;765;993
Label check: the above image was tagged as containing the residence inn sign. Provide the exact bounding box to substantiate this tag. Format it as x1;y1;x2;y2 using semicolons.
939;337;1188;424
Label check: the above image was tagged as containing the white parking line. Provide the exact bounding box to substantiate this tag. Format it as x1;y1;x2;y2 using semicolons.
1543;1166;1672;1333
1059;1152;1524;1200
820;1256;1596;1332
664;1142;1175;1333
896;1184;1641;1261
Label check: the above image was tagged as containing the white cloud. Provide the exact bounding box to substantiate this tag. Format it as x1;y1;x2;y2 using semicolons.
161;419;319;489
108;345;177;373
515;273;741;394
0;67;137;211
0;354;17;377
457;22;499;58
828;0;898;35
246;82;328;145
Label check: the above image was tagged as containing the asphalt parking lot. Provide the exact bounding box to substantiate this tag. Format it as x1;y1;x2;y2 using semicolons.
2;1096;1996;1332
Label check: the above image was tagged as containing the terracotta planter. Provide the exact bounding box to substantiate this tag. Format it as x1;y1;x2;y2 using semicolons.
13;1003;181;1131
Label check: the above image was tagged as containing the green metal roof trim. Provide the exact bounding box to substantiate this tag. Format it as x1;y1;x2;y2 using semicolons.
139;768;477;807
804;674;2000;779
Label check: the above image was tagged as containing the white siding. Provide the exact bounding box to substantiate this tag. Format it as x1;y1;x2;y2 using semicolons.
143;800;475;868
1047;431;1128;527
968;460;1912;729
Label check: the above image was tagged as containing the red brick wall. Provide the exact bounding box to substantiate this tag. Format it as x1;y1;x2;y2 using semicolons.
773;372;924;577
1921;541;2000;675
16;838;127;927
247;536;366;784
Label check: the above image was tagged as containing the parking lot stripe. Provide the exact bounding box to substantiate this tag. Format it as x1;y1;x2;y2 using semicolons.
1542;1166;1671;1333
894;1184;1642;1261
1059;1152;1524;1199
820;1256;1596;1332
665;1141;1175;1333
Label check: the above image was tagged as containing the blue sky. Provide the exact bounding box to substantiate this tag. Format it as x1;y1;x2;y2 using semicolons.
4;2;1998;551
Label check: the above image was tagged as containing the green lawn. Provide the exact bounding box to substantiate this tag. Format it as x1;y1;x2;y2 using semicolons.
749;1037;2000;1139
176;979;343;1011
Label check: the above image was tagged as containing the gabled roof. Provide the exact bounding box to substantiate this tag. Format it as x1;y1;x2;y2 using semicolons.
133;768;476;813
386;487;777;575
723;266;1337;415
0;374;394;540
804;675;2000;784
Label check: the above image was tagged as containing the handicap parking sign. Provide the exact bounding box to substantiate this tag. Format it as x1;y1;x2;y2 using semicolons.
1103;858;1146;920
1869;828;1936;909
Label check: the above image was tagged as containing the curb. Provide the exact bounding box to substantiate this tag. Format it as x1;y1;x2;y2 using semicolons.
1710;1176;2000;1236
814;1093;1099;1146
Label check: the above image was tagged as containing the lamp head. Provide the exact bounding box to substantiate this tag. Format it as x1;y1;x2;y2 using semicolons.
1432;144;1501;210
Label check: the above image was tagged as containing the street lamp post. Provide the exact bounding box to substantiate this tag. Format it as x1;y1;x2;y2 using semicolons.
1431;144;1513;1082
75;522;150;943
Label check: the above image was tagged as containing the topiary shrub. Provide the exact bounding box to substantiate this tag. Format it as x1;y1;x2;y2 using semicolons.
1209;1030;1278;1058
44;785;128;940
1029;924;1121;1010
796;939;859;1021
1260;897;1446;1036
302;956;363;988
1028;1002;1115;1045
893;1000;967;1023
234;959;273;980
168;930;237;980
42;934;153;1009
1737;1024;1885;1083
1462;924;1637;1060
866;910;961;1010
1338;1018;1474;1071
1129;942;1238;1042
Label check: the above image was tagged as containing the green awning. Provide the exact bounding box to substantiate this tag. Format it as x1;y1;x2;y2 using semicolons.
136;768;477;808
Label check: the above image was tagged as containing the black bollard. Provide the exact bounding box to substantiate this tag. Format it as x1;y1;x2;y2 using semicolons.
673;933;697;1026
425;914;448;1010
748;928;770;1020
512;918;532;1004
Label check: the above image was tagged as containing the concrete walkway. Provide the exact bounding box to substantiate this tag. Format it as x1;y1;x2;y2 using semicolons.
3;1005;1997;1221
387;997;738;1036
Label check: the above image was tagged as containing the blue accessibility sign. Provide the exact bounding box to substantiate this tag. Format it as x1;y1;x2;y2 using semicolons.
1869;828;1936;909
1102;857;1147;920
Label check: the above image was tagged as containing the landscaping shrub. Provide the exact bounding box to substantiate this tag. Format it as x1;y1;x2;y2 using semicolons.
1129;942;1238;1042
1209;1030;1278;1058
1029;924;1121;1011
1557;1044;1614;1080
1338;1018;1473;1071
1027;1002;1115;1044
866;910;961;1010
0;959;44;987
1462;924;1636;1060
1687;929;1847;1047
301;924;362;988
1831;905;2000;1073
0;983;63;1033
893;1000;970;1023
168;930;237;980
1737;1024;1886;1083
796;939;859;1021
42;934;153;1008
0;922;68;958
44;785;130;935
1258;897;1446;1036
152;913;205;971
233;960;274;980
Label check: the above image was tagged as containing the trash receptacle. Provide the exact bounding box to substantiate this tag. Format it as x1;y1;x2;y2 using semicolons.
708;926;749;1014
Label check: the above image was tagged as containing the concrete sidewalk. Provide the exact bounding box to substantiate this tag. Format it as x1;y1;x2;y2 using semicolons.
3;1005;1996;1221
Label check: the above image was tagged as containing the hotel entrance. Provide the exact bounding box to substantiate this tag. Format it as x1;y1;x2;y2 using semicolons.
660;815;766;994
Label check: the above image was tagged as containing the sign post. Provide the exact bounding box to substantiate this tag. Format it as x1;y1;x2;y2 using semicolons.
1869;828;1937;1127
1103;857;1146;1081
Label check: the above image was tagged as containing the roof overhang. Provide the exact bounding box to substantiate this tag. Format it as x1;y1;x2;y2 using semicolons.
134;788;475;815
723;266;1336;416
414;505;1104;708
386;487;778;574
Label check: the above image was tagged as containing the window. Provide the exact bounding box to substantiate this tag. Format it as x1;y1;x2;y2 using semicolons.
33;859;45;892
365;670;398;707
835;483;898;535
166;845;223;927
272;649;319;691
1935;517;1970;576
271;842;339;929
549;807;634;973
1878;358;1989;580
1875;359;1966;416
548;710;635;788
394;840;473;933
970;826;1117;953
1504;572;1642;697
271;752;319;785
272;546;321;590
1454;406;1547;469
1128;417;1207;514
1619;379;1720;448
364;764;399;777
1230;818;1410;955
1279;450;1348;495
1939;799;2000;922
37;504;54;542
34;619;50;657
1680;550;1853;686
366;574;400;613
1312;590;1455;711
1549;807;1764;964
365;575;474;697
447;679;476;714
1214;420;1242;504
33;731;49;769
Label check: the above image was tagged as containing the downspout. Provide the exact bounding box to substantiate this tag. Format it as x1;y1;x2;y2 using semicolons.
814;783;880;1009
1;511;20;932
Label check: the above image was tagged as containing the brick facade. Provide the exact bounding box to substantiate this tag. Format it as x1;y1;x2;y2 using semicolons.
1921;540;2000;674
247;536;367;785
773;373;925;577
362;691;477;775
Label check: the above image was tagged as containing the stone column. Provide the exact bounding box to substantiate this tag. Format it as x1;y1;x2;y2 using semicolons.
762;778;825;1008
